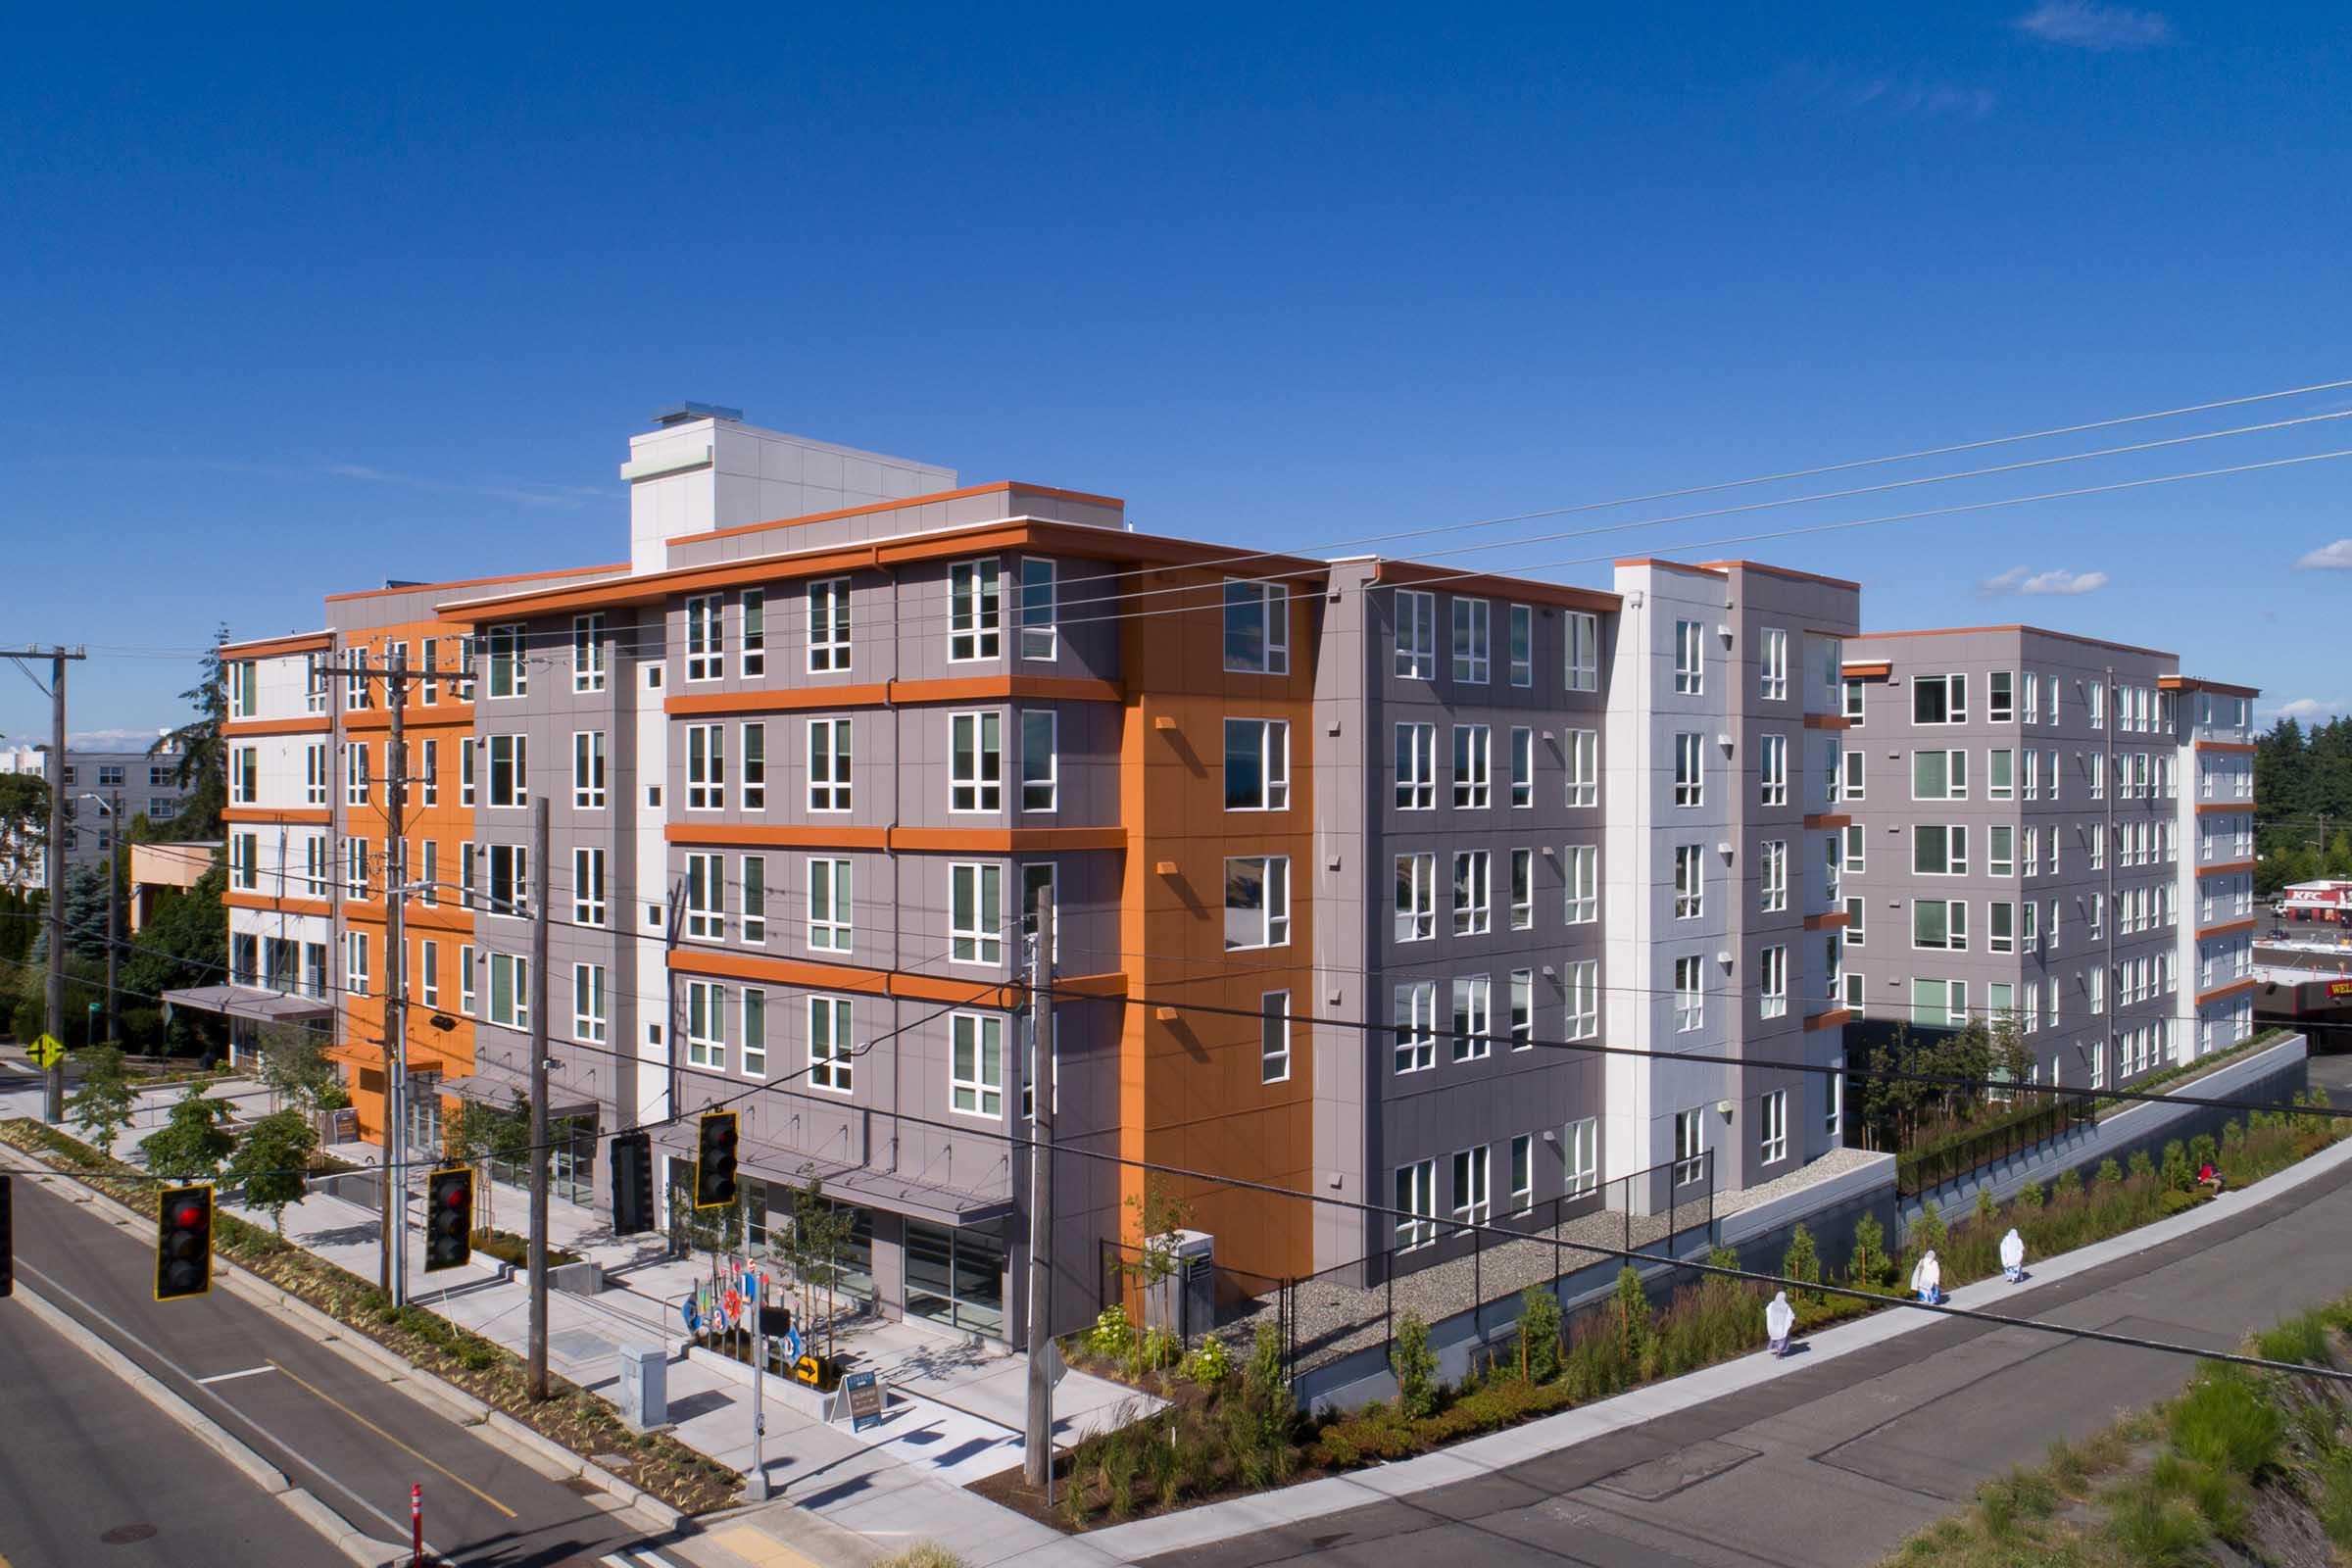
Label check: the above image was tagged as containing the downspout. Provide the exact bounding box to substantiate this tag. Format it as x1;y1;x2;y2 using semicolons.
881;553;902;1178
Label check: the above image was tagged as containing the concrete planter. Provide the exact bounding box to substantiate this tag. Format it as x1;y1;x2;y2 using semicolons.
679;1343;835;1420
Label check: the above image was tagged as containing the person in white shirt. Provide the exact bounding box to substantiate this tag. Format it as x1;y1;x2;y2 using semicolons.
1910;1249;1941;1304
1999;1228;2026;1284
1765;1290;1795;1356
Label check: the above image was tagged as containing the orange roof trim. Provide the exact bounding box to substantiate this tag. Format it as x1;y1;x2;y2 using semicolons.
220;629;333;659
325;561;629;604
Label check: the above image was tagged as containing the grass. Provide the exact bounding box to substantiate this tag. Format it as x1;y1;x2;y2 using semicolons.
874;1547;965;1568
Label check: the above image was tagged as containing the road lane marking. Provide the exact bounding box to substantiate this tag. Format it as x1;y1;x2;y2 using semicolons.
197;1365;279;1385
266;1357;518;1519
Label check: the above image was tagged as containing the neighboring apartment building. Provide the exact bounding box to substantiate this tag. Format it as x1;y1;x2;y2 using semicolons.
186;404;1883;1342
0;742;189;890
1838;628;2260;1092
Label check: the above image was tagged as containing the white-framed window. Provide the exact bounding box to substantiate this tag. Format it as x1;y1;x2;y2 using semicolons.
1911;749;1968;801
684;595;724;682
951;560;1004;662
1913;673;1966;725
1674;956;1703;1032
2023;671;2040;723
1912;898;1967;951
1673;618;1704;694
342;837;371;901
415;737;438;808
459;839;474;908
737;721;766;811
1989;824;2014;877
1394;981;1437;1073
416;939;440;1008
1507;604;1533;688
488;951;531;1031
808;858;852;953
230;830;259;891
1988;900;2016;956
1758;627;1788;700
1565;729;1597;808
2022;749;2038;802
950;711;1004;811
1844;895;1865;945
1450;975;1492;1062
460;737;475;808
684;979;724;1068
485;734;527;809
1510;968;1534;1049
684;852;723;941
1508;848;1534;929
1565;610;1599;691
458;944;474;1015
1223;579;1288;674
740;987;767;1077
572;613;606;693
2087;678;2105;729
740;589;767;678
1224;855;1292;949
1509;726;1534;808
1395;722;1436;809
1018;559;1057;662
1019;710;1057;812
951;862;1004;964
1450;1145;1492;1229
306;834;331;898
809;995;854;1093
1395;1159;1437;1250
1760;838;1788;912
1566;958;1597;1040
227;658;256;717
1563;843;1597;924
1452;724;1492;808
1759;1090;1788;1165
1259;991;1292;1083
1452;850;1492;936
2047;747;2061;799
950;1012;1004;1117
484;842;530;917
1566;1117;1598;1196
808;578;852;671
1759;733;1787;806
808;717;852;811
1914;824;1969;875
1510;1133;1534;1212
343;741;370;807
572;730;606;809
1673;732;1704;807
1843;822;1865;874
1844;677;1865;722
1910;977;1969;1028
1674;1107;1705;1186
1395;852;1437;942
1824;832;1841;906
1820;636;1842;704
1395;589;1437;679
304;740;329;806
1673;843;1704;919
572;847;606;927
484;624;527;700
1760;945;1788;1018
573;962;607;1044
683;723;724;810
1226;718;1290;810
1451;596;1490;684
1988;670;2014;722
740;855;766;945
346;930;370;998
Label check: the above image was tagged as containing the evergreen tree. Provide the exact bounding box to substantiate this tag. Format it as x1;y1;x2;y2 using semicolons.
148;623;229;843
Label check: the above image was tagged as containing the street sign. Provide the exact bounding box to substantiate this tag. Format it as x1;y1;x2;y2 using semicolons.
1042;1337;1068;1391
842;1370;885;1432
795;1355;821;1386
27;1034;63;1070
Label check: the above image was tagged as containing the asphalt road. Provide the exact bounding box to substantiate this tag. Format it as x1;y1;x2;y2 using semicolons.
0;1286;341;1568
3;1160;668;1568
1147;1057;2352;1568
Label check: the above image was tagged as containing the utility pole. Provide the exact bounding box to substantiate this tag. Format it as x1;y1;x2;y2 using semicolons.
743;1183;766;1501
1;646;88;1125
525;794;552;1400
103;789;121;1046
382;645;413;1304
1023;894;1057;1492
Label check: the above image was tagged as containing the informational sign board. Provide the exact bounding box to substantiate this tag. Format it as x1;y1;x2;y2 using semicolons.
842;1370;885;1431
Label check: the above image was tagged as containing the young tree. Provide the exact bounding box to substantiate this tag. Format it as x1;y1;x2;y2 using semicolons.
226;1109;318;1235
779;1167;858;1363
67;1044;136;1157
258;1023;341;1117
140;1083;237;1181
1120;1176;1198;1336
445;1092;530;1230
148;623;229;843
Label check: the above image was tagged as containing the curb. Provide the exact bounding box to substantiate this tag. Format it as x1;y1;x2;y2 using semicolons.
15;1282;404;1568
0;1142;693;1534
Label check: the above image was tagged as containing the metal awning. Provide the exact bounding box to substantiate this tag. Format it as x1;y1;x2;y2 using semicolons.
751;1154;1012;1229
162;984;334;1026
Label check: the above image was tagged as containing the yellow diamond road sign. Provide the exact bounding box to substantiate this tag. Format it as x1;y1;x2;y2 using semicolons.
29;1033;64;1070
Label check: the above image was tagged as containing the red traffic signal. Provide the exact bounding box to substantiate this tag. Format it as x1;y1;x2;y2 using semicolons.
154;1183;214;1301
695;1111;738;1210
425;1166;473;1273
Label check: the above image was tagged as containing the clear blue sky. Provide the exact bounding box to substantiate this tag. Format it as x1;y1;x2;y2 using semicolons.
5;2;2348;747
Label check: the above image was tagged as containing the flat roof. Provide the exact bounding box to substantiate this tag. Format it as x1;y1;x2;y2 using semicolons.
323;562;629;604
670;479;1124;549
1850;624;2178;661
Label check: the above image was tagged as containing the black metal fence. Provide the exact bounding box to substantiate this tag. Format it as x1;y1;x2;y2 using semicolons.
1895;1091;2095;1198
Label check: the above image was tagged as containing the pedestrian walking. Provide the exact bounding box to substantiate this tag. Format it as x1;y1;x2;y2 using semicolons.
1765;1290;1796;1357
1999;1228;2026;1284
1910;1249;1941;1305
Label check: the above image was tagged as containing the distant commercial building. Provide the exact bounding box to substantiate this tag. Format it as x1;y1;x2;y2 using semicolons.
0;741;189;891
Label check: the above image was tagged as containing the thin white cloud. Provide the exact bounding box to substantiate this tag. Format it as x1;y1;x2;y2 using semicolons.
2293;538;2352;570
1846;76;1998;120
2264;698;2344;723
2014;1;2172;50
67;727;169;749
160;457;607;512
1978;565;2112;597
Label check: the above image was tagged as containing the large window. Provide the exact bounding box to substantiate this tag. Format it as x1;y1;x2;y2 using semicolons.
572;847;606;927
684;595;724;682
1566;958;1597;1039
1394;981;1437;1073
1449;976;1492;1062
1226;718;1290;810
1760;945;1788;1019
1988;670;2013;722
951;863;1004;964
1395;589;1436;679
489;952;531;1032
1450;1146;1491;1229
1451;850;1491;936
1914;824;1970;876
950;1013;1004;1116
1759;1090;1788;1165
1911;749;1968;801
808;578;852;671
1018;559;1056;661
485;842;529;917
573;963;607;1044
1912;899;1968;951
950;711;1004;812
1758;627;1788;700
1260;992;1292;1084
808;718;852;811
685;979;724;1067
484;624;526;700
809;858;852;953
1673;844;1704;919
684;852;722;940
1565;611;1599;692
1674;618;1703;694
572;731;606;809
809;996;853;1093
949;561;1002;662
1450;597;1490;684
1395;722;1436;809
1451;724;1491;808
1223;579;1288;674
1674;956;1703;1032
740;722;766;811
740;589;767;678
1395;852;1436;942
1564;844;1597;924
486;734;529;809
683;725;723;810
1913;673;1966;725
1565;729;1597;807
572;613;606;692
1508;604;1533;687
1395;1160;1437;1250
1224;855;1291;949
1759;733;1787;806
1019;710;1056;812
1673;733;1704;807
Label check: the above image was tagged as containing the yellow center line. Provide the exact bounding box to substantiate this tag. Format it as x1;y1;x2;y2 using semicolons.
265;1358;517;1519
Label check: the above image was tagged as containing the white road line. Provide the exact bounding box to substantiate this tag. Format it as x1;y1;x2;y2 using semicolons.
603;1551;683;1568
196;1364;278;1385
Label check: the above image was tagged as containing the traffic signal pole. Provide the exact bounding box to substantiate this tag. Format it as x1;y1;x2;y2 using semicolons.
1024;894;1057;1493
383;645;412;1307
526;795;551;1400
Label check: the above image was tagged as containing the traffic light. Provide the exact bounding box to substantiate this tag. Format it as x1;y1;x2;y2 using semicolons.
1;1173;13;1299
425;1166;473;1273
154;1183;213;1301
611;1131;654;1236
695;1111;738;1209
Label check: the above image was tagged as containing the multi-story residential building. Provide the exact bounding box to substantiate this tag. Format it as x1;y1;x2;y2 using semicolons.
1838;627;2260;1092
184;405;1880;1342
0;742;190;890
